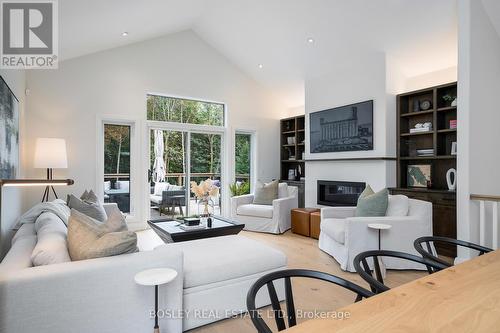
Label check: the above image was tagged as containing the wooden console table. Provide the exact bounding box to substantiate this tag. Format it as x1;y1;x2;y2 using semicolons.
284;249;500;332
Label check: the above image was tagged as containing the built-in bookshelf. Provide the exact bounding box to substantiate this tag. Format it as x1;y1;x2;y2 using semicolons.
396;82;457;190
280;115;305;180
391;81;457;257
280;115;305;207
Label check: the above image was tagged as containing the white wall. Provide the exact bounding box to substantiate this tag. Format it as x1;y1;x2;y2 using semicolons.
405;66;457;92
304;53;401;206
24;30;285;225
0;69;26;257
457;0;500;255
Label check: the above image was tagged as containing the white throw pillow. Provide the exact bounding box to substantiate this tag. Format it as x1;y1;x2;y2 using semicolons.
31;212;71;266
278;183;289;198
386;195;410;216
104;181;111;191
154;182;169;195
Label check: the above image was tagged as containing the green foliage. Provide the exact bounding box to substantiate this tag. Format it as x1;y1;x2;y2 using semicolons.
104;124;130;174
229;181;250;197
146;95;225;186
235;134;251;179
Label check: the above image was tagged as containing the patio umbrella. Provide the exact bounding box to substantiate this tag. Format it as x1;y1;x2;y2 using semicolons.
152;130;166;182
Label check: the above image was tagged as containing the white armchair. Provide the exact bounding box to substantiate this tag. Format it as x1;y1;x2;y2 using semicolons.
318;196;432;272
231;183;298;234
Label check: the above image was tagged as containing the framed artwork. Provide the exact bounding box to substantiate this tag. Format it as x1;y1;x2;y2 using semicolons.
310;100;373;153
407;164;432;188
0;76;19;179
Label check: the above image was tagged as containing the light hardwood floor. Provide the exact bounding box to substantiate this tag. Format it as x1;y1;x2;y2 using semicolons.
189;230;426;333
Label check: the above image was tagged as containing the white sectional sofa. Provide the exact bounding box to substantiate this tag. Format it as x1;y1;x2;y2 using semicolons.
0;206;287;333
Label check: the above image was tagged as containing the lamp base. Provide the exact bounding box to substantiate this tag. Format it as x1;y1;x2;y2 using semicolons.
41;168;59;202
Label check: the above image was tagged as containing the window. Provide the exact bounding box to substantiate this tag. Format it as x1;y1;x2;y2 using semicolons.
147;94;226;218
147;94;224;126
235;132;252;191
104;124;131;213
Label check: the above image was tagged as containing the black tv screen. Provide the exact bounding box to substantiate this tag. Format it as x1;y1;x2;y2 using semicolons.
310;100;373;153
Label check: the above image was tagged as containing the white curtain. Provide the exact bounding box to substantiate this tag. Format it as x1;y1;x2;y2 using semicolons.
152;130;166;183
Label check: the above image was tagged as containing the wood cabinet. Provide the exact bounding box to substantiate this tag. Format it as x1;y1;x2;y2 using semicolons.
389;188;456;257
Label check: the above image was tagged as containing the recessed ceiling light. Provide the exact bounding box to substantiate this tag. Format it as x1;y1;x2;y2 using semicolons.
258;64;263;69
307;37;314;43
121;31;129;37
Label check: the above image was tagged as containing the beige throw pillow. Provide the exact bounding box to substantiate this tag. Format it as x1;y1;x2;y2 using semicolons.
67;209;137;261
253;180;279;205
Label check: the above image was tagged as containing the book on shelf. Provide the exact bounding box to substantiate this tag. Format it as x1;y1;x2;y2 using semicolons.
409;128;432;133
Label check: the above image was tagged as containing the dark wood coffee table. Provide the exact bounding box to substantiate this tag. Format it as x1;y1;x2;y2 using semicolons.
147;215;245;243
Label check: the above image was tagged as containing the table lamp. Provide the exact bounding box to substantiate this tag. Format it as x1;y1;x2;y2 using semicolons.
33;138;68;202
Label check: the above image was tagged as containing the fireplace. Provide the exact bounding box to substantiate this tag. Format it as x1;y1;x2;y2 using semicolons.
317;180;366;206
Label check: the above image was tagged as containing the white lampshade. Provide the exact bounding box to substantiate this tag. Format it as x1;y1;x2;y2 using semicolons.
34;138;68;169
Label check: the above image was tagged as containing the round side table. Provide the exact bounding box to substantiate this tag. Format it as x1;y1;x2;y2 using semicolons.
367;223;392;278
135;268;178;333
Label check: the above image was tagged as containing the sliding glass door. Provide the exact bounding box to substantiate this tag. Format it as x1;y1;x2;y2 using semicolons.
190;132;222;216
149;129;223;218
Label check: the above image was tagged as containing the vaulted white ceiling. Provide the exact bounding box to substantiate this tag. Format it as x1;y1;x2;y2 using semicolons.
59;0;459;107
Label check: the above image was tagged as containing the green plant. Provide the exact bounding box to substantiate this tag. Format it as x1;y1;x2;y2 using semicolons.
229;181;250;196
442;94;456;102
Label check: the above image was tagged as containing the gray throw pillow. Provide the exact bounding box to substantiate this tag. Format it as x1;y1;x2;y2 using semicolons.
253;180;279;205
67;209;137;261
67;194;107;222
355;185;389;217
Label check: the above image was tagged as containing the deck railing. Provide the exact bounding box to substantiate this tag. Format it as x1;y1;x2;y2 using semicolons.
470;194;500;249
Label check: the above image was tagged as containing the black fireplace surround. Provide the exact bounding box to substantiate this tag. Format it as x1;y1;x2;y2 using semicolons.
317;180;366;206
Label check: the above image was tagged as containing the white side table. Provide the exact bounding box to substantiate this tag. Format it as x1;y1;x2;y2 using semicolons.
135;268;178;333
367;223;392;278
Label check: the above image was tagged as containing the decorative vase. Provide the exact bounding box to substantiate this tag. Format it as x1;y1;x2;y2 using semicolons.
446;168;457;191
198;198;213;223
451;98;457;107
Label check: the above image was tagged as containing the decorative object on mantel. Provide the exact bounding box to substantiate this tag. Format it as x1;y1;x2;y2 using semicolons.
0;76;19;180
419;99;432;111
34;138;68;202
190;179;219;222
451;142;457;155
446;168;457;191
409;122;432;133
309;100;373;153
407;164;432;188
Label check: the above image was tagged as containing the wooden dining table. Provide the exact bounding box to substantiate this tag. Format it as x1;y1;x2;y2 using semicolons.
285;250;500;332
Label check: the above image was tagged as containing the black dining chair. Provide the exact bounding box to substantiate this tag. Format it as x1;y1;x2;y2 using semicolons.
246;269;374;333
414;236;493;267
353;250;448;294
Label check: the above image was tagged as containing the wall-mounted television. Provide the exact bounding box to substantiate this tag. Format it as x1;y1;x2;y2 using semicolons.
310;100;373;153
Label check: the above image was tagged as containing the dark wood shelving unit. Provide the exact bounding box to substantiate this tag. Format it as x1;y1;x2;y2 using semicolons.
392;81;458;257
280;115;306;207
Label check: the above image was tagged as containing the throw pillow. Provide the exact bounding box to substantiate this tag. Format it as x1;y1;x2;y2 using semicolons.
386;195;409;216
67;194;107;222
31;212;71;266
253;180;279;205
278;183;289;198
154;182;169;196
80;190;90;201
355;185;389;217
67;209;137;261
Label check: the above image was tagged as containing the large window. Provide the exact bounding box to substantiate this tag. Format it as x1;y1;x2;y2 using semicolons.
147;95;225;218
235;132;252;186
103;124;131;213
147;94;224;126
